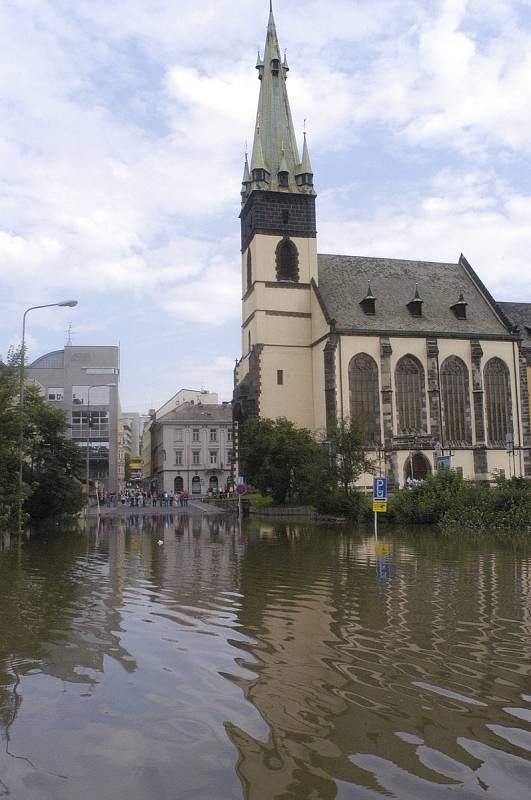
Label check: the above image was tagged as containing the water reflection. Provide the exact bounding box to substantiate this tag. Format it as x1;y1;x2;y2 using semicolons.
0;515;529;799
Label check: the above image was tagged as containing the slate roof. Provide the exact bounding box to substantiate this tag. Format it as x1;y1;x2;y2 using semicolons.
157;403;232;424
498;302;531;345
316;254;511;337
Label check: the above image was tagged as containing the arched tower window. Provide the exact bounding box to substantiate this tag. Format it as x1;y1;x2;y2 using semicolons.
395;355;426;434
275;238;299;282
348;353;381;445
246;250;252;292
441;356;471;446
484;357;512;446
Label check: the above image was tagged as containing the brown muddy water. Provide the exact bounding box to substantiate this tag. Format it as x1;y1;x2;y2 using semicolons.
0;513;530;799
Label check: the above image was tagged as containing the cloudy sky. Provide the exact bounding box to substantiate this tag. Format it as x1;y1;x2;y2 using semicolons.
1;0;530;411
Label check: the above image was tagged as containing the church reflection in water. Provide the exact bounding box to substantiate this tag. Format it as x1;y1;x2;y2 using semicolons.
0;515;530;799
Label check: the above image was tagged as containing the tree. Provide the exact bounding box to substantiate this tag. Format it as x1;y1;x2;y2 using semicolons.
0;350;22;528
22;385;84;520
0;347;84;529
124;453;132;482
325;416;374;496
241;417;332;505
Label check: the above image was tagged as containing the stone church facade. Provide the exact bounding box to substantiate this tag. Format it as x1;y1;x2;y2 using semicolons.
233;8;530;488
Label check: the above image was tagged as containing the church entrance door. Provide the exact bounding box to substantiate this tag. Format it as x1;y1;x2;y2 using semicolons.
405;453;431;483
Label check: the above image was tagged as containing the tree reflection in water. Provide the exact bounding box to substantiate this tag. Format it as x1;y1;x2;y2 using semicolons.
0;516;529;799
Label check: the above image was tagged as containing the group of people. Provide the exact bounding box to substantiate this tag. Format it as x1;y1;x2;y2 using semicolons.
102;490;191;508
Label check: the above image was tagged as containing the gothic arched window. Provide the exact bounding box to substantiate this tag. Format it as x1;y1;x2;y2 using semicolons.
441;356;471;446
246;250;252;291
349;353;381;445
395;355;426;434
484;357;512;446
275;238;299;282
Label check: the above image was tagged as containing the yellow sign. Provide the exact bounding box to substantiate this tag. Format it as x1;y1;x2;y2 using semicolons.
373;500;388;513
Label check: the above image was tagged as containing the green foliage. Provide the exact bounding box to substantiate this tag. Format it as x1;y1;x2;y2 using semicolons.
0;347;84;530
241;417;333;505
388;470;531;535
324;416;375;496
316;486;372;520
245;493;274;508
22;385;84;520
0;350;23;528
124;452;132;482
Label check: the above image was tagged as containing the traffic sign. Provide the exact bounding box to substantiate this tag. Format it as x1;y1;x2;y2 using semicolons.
236;476;245;486
236;484;247;496
373;500;388;513
373;477;388;501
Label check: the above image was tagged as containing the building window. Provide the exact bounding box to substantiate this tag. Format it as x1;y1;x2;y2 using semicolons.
227;450;234;463
441;356;471;446
77;441;110;459
209;428;217;442
395;355;426;434
175;428;183;442
275;238;299;282
192;451;200;465
47;388;64;401
210;451;217;465
72;385;110;405
484;357;512;446
247;250;252;291
71;411;109;439
277;369;284;385
175;451;183;466
192;428;200;442
348;353;381;445
85;368;119;375
227;429;233;442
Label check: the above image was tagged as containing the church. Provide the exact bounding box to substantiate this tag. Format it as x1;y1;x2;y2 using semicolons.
233;6;530;489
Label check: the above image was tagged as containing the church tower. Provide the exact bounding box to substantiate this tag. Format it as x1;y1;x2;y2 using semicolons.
234;4;317;430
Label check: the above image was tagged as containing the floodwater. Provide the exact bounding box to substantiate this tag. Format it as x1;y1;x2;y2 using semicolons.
0;514;530;800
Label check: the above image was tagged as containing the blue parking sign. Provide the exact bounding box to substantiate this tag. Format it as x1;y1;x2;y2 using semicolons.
373;477;388;501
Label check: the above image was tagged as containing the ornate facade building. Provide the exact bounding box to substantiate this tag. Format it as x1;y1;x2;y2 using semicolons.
233;7;530;488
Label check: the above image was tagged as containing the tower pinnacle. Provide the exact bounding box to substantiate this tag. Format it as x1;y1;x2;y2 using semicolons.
246;5;315;195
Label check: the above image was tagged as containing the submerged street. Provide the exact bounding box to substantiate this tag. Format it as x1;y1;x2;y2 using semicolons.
0;515;530;799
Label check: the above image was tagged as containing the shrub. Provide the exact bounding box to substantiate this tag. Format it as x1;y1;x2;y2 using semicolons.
388;470;531;535
317;487;371;521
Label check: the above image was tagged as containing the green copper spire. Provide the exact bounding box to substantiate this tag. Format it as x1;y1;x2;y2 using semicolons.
248;5;314;193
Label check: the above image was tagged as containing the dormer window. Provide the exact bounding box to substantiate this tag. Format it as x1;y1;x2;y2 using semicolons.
278;171;289;187
360;282;376;315
271;58;280;75
450;291;468;320
252;168;269;184
295;173;313;187
407;285;423;318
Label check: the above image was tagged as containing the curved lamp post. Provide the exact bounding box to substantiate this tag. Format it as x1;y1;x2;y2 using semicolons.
18;300;78;534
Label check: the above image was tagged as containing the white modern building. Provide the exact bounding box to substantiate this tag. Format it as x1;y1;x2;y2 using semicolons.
26;344;120;492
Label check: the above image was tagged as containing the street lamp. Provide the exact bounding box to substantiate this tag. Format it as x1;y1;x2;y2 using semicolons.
18;300;78;534
85;383;117;510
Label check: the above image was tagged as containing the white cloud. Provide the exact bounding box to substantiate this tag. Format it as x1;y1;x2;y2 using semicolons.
1;0;530;408
319;168;531;298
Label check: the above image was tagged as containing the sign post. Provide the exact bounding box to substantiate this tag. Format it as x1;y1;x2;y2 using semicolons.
372;477;388;538
236;476;246;523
